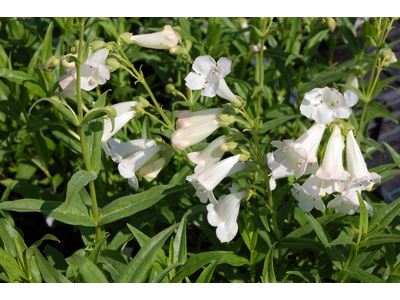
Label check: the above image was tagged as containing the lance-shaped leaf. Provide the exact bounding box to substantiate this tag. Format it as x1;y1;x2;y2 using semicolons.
173;212;188;264
0;199;96;227
262;242;277;283
0;130;18;175
343;265;384;283
0;69;47;97
29;97;78;126
73;255;108;283
93;89;111;109
0;213;27;258
117;223;179;283
99;183;190;225
357;191;369;245
151;261;184;283
85;118;104;175
87;234;109;265
360;234;400;248
195;257;223;283
34;247;70;283
0;247;28;280
368;196;400;233
63;170;97;212
79;106;117;129
171;251;232;283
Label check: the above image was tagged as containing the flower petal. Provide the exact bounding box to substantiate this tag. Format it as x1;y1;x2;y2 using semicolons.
202;80;219;97
343;89;359;107
216;57;232;78
85;49;109;68
192;55;216;76
185;72;205;90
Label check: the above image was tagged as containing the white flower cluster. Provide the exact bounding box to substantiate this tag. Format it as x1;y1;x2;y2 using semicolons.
267;87;381;215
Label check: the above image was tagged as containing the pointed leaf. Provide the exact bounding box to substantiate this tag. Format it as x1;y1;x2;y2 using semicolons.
87;234;108;265
173;212;188;264
63;170;97;212
0;131;18;175
79;106;117;129
117;223;179;283
0;247;28;280
34;247;70;283
382;142;400;167
368;196;400;233
343;265;384;283
195;257;223;283
262;242;277;283
85;118;104;175
93;89;112;108
0;69;47;97
360;234;400;248
357;191;368;244
73;255;108;283
151;261;184;283
30;97;78;126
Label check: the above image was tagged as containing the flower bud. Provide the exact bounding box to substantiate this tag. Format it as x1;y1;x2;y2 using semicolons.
138;96;150;108
43;56;60;72
388;52;397;64
70;46;77;54
130;25;179;50
118;32;134;45
169;45;184;55
184;40;192;51
218;114;236;127
326;17;336;32
165;84;176;94
345;73;359;90
220;142;238;152
90;40;106;52
106;58;121;72
383;48;393;60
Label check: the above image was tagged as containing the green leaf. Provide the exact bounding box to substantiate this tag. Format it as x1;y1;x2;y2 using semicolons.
259;115;302;134
277;237;324;252
87;234;108;265
343;265;384;283
360;234;400;248
0;199;96;227
63;170;97;212
382;142;400;168
195;257;223;283
0;131;18;175
173;212;188;264
218;253;250;267
85;117;104;175
326;231;356;247
285;270;315;283
117;223;179;283
99;249;128;281
30;97;78;126
171;251;231;283
368;196;400;233
0;213;27;258
34;247;70;283
0;44;8;68
79;107;117;129
357;191;369;244
93;89;111;109
151;261;184;283
99;183;190;225
141;116;151;140
0;69;47;97
0;247;28;280
73;255;108;283
262;242;277;283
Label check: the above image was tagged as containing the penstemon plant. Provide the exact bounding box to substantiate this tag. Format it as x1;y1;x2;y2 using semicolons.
0;17;400;284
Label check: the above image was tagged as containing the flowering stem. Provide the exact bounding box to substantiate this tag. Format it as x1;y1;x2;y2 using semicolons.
76;19;102;245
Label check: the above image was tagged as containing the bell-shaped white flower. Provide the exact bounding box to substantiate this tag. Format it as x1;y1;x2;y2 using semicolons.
327;188;373;215
101;101;139;156
188;135;227;174
207;186;248;243
346;130;381;191
185;55;233;98
291;175;326;213
215;79;243;106
118;145;163;189
315;125;349;194
130;25;178;49
300;87;359;124
267;123;325;190
171;108;224;150
59;49;110;97
187;154;242;205
108;138;156;163
139;154;166;182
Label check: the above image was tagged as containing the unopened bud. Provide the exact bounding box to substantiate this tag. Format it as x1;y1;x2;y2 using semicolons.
138;96;150;108
43;56;60;72
184;40;192;51
165;84;176;94
326;17;336;32
388;52;397;64
169;45;184;55
118;32;133;45
218;114;236;127
104;42;115;52
345;73;359;90
383;48;393;60
220;142;238;152
238;152;250;162
106;58;121;72
90;40;106;52
70;46;77;54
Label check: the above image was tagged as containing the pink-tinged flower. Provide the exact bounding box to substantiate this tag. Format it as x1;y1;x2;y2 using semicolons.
300;87;359;124
130;25;178;50
346;130;381;191
187;154;242;205
101;101;139;156
267;123;325;190
185;55;241;105
291;175;326;213
188;135;227;174
327;189;373;215
118;145;163;189
207;186;248;243
59;49;110;97
171;108;224;150
315;125;349;194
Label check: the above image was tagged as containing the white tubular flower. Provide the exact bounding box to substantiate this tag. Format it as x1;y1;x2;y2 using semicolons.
101;101;139;156
315;125;349;194
187;154;242;205
291;175;326;213
139;155;166;182
171;108;224;150
108;138;156;163
59;49;110;97
300;87;359;124
130;25;178;50
346;130;381;191
327;189;373;215
267;123;325;190
118;145;163;189
188;136;227;174
184;55;232;98
207;186;248;243
216;79;243;106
